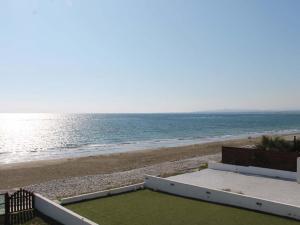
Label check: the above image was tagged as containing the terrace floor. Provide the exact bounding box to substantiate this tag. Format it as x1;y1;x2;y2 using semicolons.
66;190;300;225
167;169;300;207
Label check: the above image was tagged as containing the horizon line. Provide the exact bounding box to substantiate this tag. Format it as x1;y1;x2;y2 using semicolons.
1;110;300;114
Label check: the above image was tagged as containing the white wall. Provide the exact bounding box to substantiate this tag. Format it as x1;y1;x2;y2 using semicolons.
35;194;98;225
209;161;296;180
61;183;144;205
297;158;300;183
144;175;300;221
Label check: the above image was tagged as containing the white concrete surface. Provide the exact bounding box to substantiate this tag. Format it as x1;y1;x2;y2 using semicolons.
167;169;300;207
145;175;300;220
35;193;98;225
61;183;144;205
208;161;296;181
297;158;300;183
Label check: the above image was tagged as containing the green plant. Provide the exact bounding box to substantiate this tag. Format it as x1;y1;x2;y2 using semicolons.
256;136;300;152
199;163;208;170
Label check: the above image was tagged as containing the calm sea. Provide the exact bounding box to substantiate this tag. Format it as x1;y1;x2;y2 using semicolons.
0;113;300;164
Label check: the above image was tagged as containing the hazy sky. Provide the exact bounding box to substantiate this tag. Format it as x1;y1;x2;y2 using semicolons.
0;0;299;113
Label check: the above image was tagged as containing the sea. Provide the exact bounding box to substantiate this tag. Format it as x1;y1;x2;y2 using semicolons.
0;112;300;164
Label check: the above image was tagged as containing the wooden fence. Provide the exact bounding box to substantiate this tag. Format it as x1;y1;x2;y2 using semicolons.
222;146;300;172
4;189;35;225
5;189;34;214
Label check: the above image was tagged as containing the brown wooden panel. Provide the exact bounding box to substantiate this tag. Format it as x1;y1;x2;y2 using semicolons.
222;146;300;172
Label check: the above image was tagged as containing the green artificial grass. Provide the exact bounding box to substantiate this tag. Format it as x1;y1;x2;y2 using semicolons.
66;190;300;225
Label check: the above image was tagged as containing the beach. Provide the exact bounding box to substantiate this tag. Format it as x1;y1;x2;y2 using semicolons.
1;133;297;199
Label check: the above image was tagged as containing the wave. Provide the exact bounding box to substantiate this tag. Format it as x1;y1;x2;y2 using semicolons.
1;128;300;165
58;128;300;154
41;128;300;154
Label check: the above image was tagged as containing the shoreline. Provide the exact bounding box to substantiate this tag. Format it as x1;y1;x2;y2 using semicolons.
1;133;298;191
1;130;299;165
0;134;260;170
1;130;299;167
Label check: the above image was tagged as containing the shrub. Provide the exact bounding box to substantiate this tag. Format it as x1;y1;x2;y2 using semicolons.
256;136;300;152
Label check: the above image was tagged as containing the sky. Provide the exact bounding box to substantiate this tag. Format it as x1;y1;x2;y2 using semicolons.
0;0;299;113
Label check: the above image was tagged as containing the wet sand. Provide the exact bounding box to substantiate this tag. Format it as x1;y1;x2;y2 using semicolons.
0;133;297;190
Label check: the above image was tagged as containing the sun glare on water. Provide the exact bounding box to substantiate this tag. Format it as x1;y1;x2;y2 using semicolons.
0;113;64;164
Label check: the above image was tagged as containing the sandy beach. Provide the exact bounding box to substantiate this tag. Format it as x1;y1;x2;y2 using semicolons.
0;133;298;198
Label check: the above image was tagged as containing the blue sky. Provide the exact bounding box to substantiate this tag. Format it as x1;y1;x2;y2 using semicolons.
0;0;299;113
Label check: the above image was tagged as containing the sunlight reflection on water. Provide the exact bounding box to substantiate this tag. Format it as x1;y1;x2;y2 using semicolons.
0;113;300;164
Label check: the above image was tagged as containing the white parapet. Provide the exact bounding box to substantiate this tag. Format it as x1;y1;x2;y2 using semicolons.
61;183;144;205
144;175;300;220
35;193;98;225
208;161;296;181
297;158;300;183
